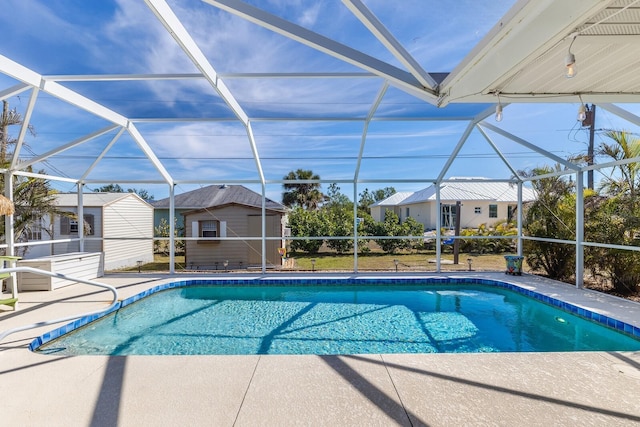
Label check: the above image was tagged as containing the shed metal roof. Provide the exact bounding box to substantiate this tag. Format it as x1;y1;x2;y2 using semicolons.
55;192;146;207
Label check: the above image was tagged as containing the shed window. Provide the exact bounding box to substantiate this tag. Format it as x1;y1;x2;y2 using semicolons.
200;220;219;238
60;214;94;235
489;204;498;218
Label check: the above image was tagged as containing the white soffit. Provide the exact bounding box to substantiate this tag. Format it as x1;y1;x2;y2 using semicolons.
439;0;640;105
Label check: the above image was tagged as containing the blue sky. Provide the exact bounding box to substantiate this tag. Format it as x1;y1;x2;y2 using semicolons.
1;0;640;202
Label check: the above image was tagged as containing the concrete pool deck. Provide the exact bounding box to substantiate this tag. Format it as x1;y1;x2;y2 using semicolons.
1;272;639;426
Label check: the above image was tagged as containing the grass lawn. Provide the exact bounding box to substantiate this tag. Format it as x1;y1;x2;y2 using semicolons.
118;251;525;273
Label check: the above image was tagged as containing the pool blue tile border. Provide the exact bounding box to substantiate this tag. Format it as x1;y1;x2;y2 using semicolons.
29;277;640;351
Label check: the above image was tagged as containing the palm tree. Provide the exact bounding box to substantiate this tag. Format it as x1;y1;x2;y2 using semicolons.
597;130;640;208
1;100;62;255
282;169;324;210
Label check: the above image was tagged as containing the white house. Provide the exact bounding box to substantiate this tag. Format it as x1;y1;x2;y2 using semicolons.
371;179;536;230
21;193;154;271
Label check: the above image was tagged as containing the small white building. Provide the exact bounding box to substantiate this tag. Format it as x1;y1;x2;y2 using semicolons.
371;179;535;230
22;193;154;271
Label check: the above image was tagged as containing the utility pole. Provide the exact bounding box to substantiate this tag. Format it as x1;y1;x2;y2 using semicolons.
582;104;596;190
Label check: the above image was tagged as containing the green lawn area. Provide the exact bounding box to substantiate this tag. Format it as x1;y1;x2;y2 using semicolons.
118;251;523;273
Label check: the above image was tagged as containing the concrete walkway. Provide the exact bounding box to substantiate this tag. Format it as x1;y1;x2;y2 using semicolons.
1;272;639;426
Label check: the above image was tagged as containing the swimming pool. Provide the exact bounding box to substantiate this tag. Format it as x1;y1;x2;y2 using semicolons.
32;278;640;355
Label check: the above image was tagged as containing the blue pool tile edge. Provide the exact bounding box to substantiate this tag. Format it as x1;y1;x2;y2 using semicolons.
29;276;640;351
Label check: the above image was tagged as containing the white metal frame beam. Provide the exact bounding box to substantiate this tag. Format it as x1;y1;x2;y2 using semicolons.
478;122;580;171
18;125;120;170
145;0;265;184
0;83;30;100
202;0;438;102
341;0;437;90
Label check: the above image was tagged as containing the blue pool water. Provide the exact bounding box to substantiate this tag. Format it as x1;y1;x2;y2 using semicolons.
35;281;640;355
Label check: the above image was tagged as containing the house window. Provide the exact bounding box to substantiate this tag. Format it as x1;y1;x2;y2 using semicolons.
60;214;95;235
507;205;516;222
23;218;43;241
200;220;219;238
489;204;498;218
441;205;457;229
405;207;410;218
474;207;481;214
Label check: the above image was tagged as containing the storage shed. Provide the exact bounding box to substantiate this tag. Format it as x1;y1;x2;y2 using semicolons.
45;192;154;271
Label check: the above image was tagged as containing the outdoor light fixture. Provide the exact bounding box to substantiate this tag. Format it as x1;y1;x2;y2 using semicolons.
223;260;229;271
311;259;316;271
565;36;577;78
394;259;399;272
467;258;473;271
577;96;587;122
495;94;503;122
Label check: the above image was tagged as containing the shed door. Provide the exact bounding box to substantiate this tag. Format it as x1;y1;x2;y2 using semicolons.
248;215;280;266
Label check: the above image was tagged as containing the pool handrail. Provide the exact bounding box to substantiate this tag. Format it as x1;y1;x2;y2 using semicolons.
0;266;119;343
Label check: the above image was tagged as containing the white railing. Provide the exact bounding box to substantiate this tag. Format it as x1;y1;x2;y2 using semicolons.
0;267;119;343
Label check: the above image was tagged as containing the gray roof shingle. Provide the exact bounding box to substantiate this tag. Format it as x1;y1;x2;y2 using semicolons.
152;185;285;211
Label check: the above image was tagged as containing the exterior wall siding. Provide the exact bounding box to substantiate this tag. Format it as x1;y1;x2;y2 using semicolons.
184;205;283;270
103;196;154;270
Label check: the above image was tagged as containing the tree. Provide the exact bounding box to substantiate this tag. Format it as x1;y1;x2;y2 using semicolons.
154;217;184;255
358;186;396;213
282;169;324;210
287;206;327;253
93;184;154;201
1;101;62;256
597;130;640;209
368;210;417;254
585;131;640;294
323;184;354;253
521;165;576;281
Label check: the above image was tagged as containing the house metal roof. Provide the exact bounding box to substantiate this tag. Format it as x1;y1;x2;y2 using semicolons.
152;184;285;211
374;180;535;206
369;192;413;207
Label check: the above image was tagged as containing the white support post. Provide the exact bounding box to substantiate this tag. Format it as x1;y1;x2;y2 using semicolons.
575;171;584;288
77;183;84;252
4;172;14;256
353;182;358;273
517;182;523;256
169;184;175;274
435;182;441;273
261;183;266;274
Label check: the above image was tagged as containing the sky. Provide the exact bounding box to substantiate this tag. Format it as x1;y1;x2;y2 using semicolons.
1;0;640;202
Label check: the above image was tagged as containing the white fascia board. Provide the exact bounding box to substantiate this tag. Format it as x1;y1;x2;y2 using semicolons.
439;0;606;106
127;122;174;185
341;0;437;89
144;0;249;125
0;83;31;100
203;0;437;103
